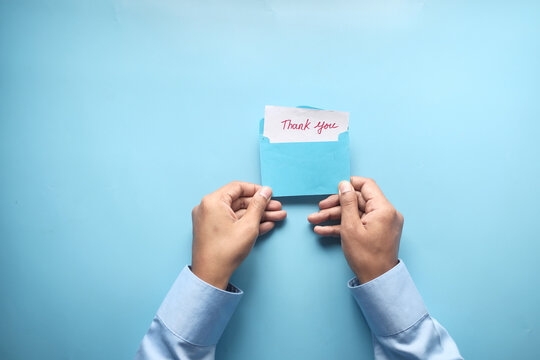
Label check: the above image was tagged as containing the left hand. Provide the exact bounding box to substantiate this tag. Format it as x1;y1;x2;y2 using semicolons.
191;181;287;289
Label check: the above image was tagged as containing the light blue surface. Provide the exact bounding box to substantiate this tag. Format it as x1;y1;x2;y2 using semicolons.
1;1;539;359
260;110;350;197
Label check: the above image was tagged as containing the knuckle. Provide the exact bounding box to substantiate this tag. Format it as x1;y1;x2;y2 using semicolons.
397;211;405;223
191;205;199;217
253;195;266;208
200;195;213;208
321;211;331;222
365;201;375;213
341;193;357;206
245;223;260;238
200;195;208;205
380;207;396;219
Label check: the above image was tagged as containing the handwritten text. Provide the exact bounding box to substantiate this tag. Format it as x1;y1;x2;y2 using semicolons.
281;119;311;130
280;119;339;134
314;121;339;134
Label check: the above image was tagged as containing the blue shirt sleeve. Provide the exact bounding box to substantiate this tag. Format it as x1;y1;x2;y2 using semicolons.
135;266;243;360
349;260;463;360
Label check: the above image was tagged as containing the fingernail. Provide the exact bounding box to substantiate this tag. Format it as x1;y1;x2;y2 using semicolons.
339;181;352;194
259;186;272;200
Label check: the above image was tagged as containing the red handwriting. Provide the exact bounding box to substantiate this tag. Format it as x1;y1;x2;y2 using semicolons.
280;119;339;134
281;119;311;130
314;121;338;134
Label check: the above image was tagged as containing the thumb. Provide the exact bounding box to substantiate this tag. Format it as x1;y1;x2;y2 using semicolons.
241;186;272;226
339;181;360;225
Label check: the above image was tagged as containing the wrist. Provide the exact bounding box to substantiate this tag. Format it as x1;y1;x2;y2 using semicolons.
190;264;232;290
354;258;399;284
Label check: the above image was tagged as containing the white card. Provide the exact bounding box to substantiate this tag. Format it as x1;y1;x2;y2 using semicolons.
263;105;349;144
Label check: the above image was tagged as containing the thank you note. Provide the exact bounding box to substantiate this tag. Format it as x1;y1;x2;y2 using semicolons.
263;105;349;143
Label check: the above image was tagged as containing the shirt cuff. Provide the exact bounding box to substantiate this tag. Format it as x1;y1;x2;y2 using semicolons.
156;265;243;346
348;260;428;337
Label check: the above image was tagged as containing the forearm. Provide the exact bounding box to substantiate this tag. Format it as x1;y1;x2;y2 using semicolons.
136;316;216;360
135;266;243;360
371;316;461;360
350;261;462;360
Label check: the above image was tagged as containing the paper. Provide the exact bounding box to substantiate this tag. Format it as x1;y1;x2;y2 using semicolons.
259;105;351;197
264;105;349;143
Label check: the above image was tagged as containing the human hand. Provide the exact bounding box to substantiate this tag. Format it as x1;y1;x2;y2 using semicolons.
307;177;403;283
191;181;287;289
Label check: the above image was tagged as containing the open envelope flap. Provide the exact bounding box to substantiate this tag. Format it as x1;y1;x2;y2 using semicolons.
259;117;350;197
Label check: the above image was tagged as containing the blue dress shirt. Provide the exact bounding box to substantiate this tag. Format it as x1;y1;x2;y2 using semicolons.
135;261;462;359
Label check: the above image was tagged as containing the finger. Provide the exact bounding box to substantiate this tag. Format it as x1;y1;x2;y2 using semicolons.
215;181;262;206
308;206;342;224
239;186;272;226
313;225;340;237
339;181;361;225
231;197;251;211
236;209;287;222
319;192;366;212
231;197;281;211
235;209;247;219
259;221;275;236
308;208;365;224
265;200;282;211
350;177;388;209
319;194;339;209
263;210;287;222
356;191;367;211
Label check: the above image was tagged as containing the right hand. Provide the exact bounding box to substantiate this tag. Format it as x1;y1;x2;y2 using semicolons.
307;177;404;283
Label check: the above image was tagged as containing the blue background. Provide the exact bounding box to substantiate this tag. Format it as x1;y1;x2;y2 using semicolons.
1;1;539;359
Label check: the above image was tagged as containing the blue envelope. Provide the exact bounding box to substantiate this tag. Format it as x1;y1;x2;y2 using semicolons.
259;106;350;197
